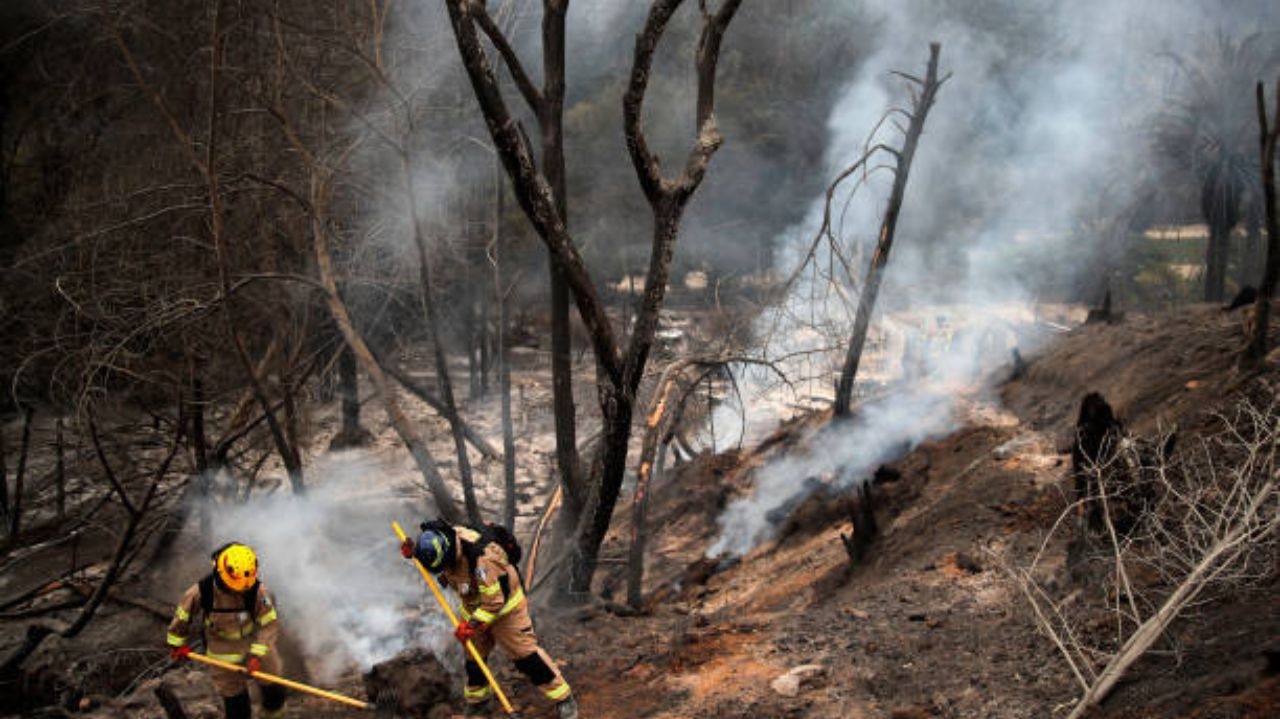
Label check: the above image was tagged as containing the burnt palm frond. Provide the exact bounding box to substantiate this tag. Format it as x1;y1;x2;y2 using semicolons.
1154;31;1280;210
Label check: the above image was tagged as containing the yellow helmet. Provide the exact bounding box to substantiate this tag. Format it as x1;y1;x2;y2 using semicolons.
213;543;258;593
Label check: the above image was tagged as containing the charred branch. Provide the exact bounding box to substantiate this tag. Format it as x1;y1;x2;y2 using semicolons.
833;43;946;417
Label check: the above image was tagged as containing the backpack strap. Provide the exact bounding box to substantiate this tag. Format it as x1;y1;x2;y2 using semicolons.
460;524;526;593
198;574;215;616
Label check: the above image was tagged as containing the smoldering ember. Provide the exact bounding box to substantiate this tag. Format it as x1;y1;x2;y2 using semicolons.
1;1;1279;718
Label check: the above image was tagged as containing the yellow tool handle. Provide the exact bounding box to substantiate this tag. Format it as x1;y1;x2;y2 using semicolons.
187;651;373;710
392;521;516;716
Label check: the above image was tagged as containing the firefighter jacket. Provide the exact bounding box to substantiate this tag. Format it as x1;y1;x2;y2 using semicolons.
166;577;281;664
440;526;524;627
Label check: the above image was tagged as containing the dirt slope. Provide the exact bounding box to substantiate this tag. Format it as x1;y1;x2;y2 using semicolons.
554;305;1278;719
4;305;1277;719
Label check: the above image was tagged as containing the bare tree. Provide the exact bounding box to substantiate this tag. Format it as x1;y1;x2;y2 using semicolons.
444;0;744;594
6;406;32;537
110;1;308;495
1246;78;1280;362
466;0;586;516
1002;393;1280;719
833;44;946;417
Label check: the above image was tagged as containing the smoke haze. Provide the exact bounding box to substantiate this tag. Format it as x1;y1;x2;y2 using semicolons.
708;0;1280;555
206;454;455;681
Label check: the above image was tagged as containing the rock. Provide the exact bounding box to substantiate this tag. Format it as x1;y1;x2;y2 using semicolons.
770;664;827;697
363;648;456;718
771;673;802;698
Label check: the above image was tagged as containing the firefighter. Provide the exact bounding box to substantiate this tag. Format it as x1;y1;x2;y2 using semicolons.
166;542;286;719
400;523;578;719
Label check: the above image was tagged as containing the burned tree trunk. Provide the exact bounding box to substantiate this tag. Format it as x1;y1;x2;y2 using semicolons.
840;482;877;565
467;0;585;519
0;425;7;525
833;44;946;417
1247;79;1280;362
445;0;742;597
329;343;370;450
54;417;64;521
627;360;691;609
491;165;518;530
8;406;32;538
1240;207;1261;290
572;0;743;596
1071;392;1125;535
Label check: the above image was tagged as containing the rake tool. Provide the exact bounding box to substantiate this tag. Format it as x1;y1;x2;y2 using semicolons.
391;521;520;718
186;651;382;711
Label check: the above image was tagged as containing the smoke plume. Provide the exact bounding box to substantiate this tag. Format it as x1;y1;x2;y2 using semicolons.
206;453;455;681
709;0;1280;556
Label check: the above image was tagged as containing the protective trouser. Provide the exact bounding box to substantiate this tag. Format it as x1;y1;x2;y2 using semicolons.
209;649;282;697
461;600;570;705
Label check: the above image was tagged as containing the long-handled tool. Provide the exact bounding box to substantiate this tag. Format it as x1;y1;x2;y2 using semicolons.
187;651;373;710
391;521;519;717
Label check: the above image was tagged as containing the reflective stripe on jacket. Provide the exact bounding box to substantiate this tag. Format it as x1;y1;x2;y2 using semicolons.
441;526;524;626
166;578;281;658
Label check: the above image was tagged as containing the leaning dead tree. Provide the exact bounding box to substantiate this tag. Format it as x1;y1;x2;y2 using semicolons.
444;0;744;594
833;43;946;417
1003;391;1280;719
1246;77;1280;362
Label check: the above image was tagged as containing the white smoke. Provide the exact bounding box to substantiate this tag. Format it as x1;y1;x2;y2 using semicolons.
206;452;455;681
708;0;1270;556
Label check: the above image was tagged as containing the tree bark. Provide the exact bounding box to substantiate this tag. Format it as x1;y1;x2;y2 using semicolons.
834;44;945;417
1247;79;1280;362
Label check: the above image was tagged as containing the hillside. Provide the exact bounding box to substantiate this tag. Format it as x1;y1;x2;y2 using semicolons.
4;307;1275;719
548;304;1280;719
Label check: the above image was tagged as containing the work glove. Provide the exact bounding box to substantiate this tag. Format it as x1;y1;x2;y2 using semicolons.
170;645;192;662
400;538;415;559
245;656;262;675
454;619;483;646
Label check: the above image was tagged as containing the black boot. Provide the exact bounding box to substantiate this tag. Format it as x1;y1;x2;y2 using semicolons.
261;683;288;718
223;691;251;719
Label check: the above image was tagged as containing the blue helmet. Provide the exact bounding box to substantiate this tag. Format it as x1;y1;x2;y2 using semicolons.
415;529;453;571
